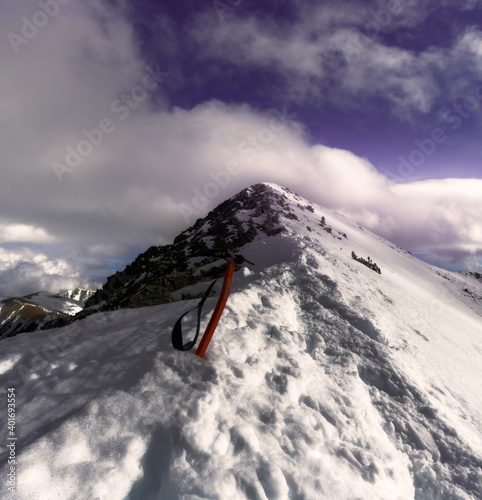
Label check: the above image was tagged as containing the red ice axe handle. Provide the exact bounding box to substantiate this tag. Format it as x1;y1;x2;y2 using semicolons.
195;260;235;358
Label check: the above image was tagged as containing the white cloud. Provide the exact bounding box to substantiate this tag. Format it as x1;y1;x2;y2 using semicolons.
0;241;138;296
454;28;482;76
460;0;482;10
0;0;146;190
0;247;93;296
0;223;57;245
190;4;442;118
340;178;482;262
334;34;439;116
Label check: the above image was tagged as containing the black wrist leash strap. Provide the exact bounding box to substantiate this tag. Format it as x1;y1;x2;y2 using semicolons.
171;277;219;351
171;252;254;354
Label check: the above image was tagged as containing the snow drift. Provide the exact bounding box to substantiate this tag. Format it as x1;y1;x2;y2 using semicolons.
0;183;481;500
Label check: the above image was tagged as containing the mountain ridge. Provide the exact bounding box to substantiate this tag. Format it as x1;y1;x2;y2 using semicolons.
82;182;305;312
0;182;481;499
0;289;94;341
83;182;391;313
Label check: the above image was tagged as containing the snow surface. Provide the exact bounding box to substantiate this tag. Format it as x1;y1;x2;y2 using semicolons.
1;183;481;499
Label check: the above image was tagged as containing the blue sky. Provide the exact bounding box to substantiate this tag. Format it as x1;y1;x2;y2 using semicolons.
0;0;481;295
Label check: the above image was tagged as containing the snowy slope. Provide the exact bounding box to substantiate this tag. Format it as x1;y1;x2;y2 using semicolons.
21;291;87;316
57;289;95;306
0;183;481;500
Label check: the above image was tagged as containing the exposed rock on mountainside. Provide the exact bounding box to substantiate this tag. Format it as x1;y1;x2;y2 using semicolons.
83;183;304;313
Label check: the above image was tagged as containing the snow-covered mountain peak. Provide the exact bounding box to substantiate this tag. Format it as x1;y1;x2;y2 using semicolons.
82;181;482;319
57;288;95;305
1;183;481;499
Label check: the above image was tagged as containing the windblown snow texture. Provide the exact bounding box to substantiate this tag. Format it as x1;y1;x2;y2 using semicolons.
0;183;481;500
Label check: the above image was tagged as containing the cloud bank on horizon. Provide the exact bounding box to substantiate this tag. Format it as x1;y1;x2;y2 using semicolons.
1;0;481;296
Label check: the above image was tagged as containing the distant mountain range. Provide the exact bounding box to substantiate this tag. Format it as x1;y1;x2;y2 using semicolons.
0;288;94;341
